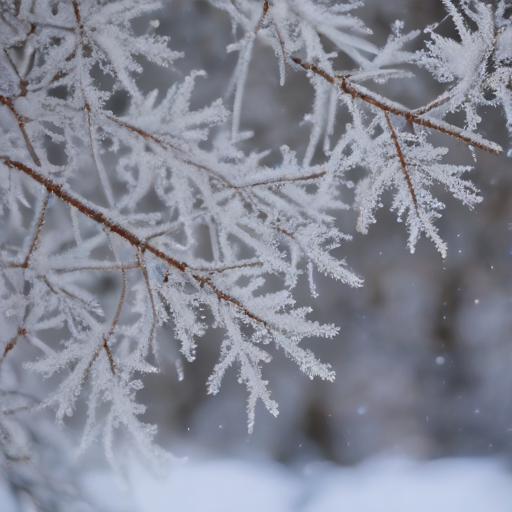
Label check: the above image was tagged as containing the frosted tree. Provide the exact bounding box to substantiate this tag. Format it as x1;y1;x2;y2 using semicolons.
0;0;510;494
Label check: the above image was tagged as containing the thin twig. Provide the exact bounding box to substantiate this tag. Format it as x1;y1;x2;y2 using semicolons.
22;191;49;269
413;94;452;116
190;261;263;274
106;116;307;247
0;327;26;366
2;49;28;97
137;247;160;364
102;335;116;375
291;57;501;155
244;170;326;188
72;0;82;27
0;96;42;166
84;101;114;205
101;267;126;375
4;159;271;329
256;0;270;33
107;115;326;189
272;21;287;62
384;111;419;213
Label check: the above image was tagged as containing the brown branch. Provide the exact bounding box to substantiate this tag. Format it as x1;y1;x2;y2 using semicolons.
273;226;295;239
291;57;501;155
272;21;287;63
81;345;101;385
108;115;325;189
384;111;419;213
107;115;173;148
2;401;44;416
0;96;41;166
0;262;22;269
107;115;237;196
105;117;261;231
255;0;270;34
106;115;236;188
109;269;126;340
41;276;57;296
105;116;313;247
82;268;125;380
2;49;28;97
85;289;122;382
22;191;48;269
413;94;451;116
3;158;269;328
4;159;187;270
197;275;268;327
72;0;82;27
102;335;116;375
0;327;26;366
293;58;335;84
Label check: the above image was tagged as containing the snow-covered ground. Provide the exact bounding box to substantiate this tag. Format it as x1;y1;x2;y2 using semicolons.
76;457;512;512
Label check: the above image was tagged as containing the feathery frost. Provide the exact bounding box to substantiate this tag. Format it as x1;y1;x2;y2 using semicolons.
0;0;509;473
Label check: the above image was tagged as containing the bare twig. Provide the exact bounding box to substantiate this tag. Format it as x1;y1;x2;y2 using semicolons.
384;111;419;213
243;170;326;188
413;94;452;116
22;191;49;269
0;327;27;366
138;250;158;353
84;101;114;205
0;96;42;166
102;266;126;376
107;115;326;189
291;57;501;155
256;0;270;34
102;335;116;375
191;261;263;274
3;158;270;328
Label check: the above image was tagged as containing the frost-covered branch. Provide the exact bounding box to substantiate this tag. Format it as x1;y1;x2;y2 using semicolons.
0;0;510;484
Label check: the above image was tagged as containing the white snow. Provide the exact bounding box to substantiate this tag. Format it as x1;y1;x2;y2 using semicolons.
76;456;512;512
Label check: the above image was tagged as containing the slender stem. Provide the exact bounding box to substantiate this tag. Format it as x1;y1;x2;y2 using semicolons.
72;0;82;26
272;21;287;62
191;261;263;274
59;263;139;273
22;191;48;269
4;158;269;328
106;117;307;245
138;250;158;352
85;102;114;205
107;115;325;189
0;327;26;366
384;111;419;214
102;335;116;375
243;170;326;188
101;268;125;375
256;0;270;33
0;95;42;166
82;265;126;381
413;94;451;116
291;57;501;155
